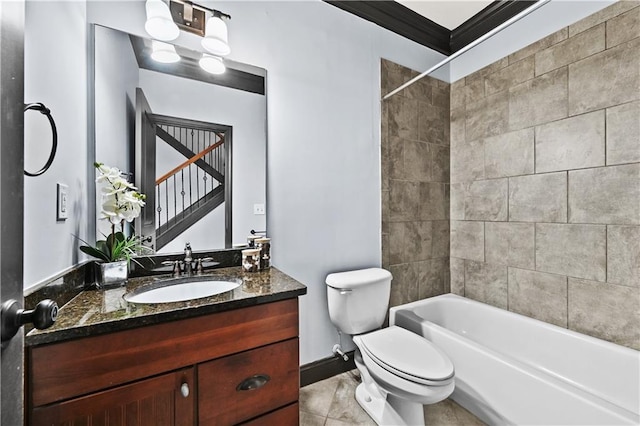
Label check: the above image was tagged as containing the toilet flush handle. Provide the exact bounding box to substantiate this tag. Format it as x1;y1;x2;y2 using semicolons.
339;289;352;295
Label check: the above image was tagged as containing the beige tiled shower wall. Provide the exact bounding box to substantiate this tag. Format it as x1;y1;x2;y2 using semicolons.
381;59;451;307
450;1;640;350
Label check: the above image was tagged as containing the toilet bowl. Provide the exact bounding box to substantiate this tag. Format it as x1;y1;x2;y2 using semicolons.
326;268;455;425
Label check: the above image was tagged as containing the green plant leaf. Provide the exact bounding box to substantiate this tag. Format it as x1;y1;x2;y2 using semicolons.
79;246;110;262
96;240;111;260
106;234;115;250
76;228;152;264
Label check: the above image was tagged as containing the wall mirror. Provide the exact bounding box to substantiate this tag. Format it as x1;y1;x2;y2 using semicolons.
91;24;267;254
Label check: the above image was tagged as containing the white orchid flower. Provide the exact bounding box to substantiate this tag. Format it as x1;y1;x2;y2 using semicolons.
95;165;121;184
101;178;136;195
95;163;146;224
101;194;122;225
83;163;150;264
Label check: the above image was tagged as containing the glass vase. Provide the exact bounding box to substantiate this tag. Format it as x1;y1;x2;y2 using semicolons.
96;260;128;288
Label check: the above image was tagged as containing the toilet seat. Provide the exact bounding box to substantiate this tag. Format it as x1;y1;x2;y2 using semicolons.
355;326;454;386
355;343;455;407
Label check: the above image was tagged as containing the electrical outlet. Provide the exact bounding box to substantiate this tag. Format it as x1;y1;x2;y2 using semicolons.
253;203;265;215
57;183;68;221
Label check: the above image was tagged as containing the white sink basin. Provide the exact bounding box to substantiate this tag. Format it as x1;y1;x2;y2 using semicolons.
124;278;240;304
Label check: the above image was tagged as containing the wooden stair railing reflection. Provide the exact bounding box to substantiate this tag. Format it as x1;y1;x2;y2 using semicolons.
154;136;226;249
155;126;225;183
155;136;225;186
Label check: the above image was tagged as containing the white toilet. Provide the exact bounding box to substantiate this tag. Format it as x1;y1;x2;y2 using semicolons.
326;268;454;426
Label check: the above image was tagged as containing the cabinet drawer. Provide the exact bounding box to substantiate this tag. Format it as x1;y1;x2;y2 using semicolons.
198;338;299;425
29;299;298;407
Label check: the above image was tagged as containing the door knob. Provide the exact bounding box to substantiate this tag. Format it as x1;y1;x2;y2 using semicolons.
1;299;58;342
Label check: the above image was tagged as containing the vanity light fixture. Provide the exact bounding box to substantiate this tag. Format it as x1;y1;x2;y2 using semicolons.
201;11;230;56
150;40;181;63
164;0;232;57
199;54;226;75
145;0;231;73
144;0;180;41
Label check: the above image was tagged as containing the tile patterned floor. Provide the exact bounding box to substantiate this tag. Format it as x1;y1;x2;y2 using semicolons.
300;370;485;426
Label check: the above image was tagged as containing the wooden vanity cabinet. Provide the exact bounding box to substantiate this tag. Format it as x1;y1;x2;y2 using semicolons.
27;299;300;426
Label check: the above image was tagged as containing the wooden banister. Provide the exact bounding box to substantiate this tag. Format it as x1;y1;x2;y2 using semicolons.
155;138;224;185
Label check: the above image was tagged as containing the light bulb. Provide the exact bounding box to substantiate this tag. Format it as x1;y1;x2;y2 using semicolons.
199;54;226;74
201;15;230;56
145;0;179;41
151;41;180;63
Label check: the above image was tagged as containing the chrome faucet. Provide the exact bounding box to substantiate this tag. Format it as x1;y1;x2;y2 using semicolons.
162;244;213;277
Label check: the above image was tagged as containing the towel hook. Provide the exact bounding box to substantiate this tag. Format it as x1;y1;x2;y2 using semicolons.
24;102;57;177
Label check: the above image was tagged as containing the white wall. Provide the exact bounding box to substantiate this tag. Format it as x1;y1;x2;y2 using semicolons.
225;2;447;364
94;26;137;174
159;203;226;253
94;25;139;239
24;0;88;290
449;0;616;81
223;2;449;364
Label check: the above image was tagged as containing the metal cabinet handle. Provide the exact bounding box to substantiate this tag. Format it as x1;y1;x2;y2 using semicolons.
180;382;190;398
236;374;270;391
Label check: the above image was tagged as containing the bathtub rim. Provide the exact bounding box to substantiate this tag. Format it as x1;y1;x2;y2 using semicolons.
390;293;639;357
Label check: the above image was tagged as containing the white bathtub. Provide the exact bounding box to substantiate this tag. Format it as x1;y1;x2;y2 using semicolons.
389;294;640;425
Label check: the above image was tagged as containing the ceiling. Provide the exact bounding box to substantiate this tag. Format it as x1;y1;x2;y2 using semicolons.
397;1;493;30
324;0;537;56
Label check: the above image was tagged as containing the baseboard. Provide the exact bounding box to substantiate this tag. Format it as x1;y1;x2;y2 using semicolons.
300;351;356;387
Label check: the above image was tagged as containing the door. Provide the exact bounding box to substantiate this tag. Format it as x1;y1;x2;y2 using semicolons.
30;368;195;426
134;88;156;249
0;1;25;425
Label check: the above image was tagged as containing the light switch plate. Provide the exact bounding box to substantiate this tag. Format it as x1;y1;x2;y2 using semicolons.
57;183;68;221
253;203;265;215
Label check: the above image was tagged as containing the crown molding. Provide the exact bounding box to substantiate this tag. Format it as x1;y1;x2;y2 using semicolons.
451;1;536;53
324;0;540;56
325;1;450;55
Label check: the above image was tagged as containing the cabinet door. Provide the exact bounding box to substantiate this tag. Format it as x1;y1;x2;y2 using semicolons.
30;368;195;426
198;338;299;425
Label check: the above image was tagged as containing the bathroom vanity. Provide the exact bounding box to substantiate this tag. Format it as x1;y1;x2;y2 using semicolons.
25;267;306;425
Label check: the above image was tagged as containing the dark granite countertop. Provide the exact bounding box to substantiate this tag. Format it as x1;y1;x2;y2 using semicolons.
26;266;306;347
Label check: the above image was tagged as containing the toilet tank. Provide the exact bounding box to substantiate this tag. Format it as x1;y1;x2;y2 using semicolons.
326;268;392;335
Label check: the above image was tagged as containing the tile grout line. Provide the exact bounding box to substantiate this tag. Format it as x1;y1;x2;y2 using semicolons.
463;258;467;297
566;171;570;224
605;225;608;284
534;221;537;273
604;87;608;166
507;177;510;222
566;273;569;330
